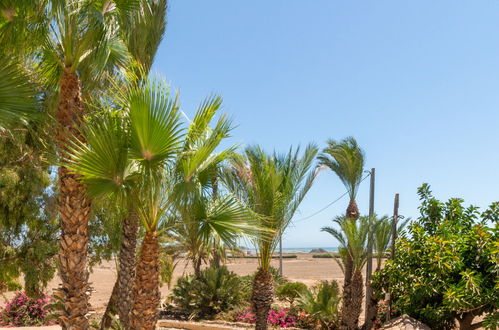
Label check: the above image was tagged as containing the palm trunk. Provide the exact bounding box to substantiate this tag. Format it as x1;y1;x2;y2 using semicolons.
100;210;139;329
340;198;359;330
130;231;160;330
117;210;139;326
251;268;273;330
100;279;118;329
56;69;91;330
340;269;363;330
346;199;360;221
193;256;202;279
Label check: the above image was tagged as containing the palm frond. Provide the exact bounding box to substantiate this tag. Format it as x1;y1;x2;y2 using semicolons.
120;0;167;73
64;113;134;199
223;144;318;270
317;137;365;199
0;59;40;129
128;79;184;166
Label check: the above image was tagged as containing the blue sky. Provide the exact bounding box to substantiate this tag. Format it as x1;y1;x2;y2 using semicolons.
153;1;499;247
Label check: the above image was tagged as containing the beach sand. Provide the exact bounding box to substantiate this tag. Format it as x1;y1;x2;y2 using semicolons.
3;253;365;312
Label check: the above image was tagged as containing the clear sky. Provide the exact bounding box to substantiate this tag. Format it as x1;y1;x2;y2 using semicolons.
153;1;499;248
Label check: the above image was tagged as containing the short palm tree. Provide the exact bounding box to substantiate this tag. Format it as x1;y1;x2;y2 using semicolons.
322;216;371;330
373;215;410;272
1;1;137;326
318;137;365;330
223;145;318;330
166;99;259;278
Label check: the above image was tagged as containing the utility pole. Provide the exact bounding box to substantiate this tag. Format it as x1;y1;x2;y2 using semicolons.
390;193;399;259
364;168;375;325
387;193;400;321
279;234;283;276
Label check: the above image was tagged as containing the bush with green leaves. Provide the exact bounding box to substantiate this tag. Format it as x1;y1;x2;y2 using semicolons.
170;265;247;319
297;280;341;329
276;281;308;306
372;184;499;330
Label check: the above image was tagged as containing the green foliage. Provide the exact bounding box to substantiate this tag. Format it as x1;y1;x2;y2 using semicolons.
0;58;39;129
88;203;125;268
0;129;58;296
322;216;371;274
297;281;341;329
230;255;297;259
170;266;247;319
222;144;318;271
317;137;365;200
372;184;499;329
276;282;308;306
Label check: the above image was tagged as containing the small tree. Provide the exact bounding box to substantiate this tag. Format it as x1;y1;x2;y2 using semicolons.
372;184;499;330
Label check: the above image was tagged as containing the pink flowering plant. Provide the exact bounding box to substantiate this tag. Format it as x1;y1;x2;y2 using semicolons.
267;308;296;328
234;307;297;328
0;291;56;326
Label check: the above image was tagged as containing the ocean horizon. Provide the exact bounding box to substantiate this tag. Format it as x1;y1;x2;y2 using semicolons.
244;247;338;253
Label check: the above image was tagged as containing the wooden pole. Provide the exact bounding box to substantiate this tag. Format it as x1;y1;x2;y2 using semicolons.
390;193;399;259
364;168;375;323
387;193;399;321
279;234;283;276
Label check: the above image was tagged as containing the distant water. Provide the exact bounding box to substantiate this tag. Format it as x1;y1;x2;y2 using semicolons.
245;247;338;253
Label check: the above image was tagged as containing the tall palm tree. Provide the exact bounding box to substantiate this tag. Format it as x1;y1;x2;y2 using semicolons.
1;1;135;327
67;78;183;329
318;137;365;221
99;1;168;326
318;137;365;330
223;145;318;330
322;216;371;330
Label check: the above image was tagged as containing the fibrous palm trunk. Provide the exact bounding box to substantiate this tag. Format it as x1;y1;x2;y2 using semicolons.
56;69;91;329
251;268;273;330
118;211;139;326
100;280;118;329
341;270;363;330
346;199;360;221
130;231;160;330
340;198;360;330
100;210;139;329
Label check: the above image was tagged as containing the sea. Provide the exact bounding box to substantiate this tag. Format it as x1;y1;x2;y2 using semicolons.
244;247;338;254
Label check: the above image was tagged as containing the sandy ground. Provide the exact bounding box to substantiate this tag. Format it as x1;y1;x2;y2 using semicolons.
3;253;359;313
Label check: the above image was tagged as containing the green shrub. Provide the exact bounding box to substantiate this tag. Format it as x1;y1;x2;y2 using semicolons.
372;184;499;330
312;254;335;258
297;281;341;329
229;255;297;259
276;282;308;306
170;266;247;319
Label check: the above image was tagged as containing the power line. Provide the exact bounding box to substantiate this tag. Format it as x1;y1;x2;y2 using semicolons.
293;173;371;222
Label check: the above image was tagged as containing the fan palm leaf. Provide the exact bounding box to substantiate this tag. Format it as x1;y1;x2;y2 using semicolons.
0;59;40;129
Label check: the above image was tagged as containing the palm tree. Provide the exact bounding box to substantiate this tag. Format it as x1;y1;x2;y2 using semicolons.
67;78;183;329
318;137;365;221
318;137;365;330
322;216;371;330
223;145;318;330
1;1;137;326
67;82;257;329
373;215;410;272
166;100;259;278
99;1;168;326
